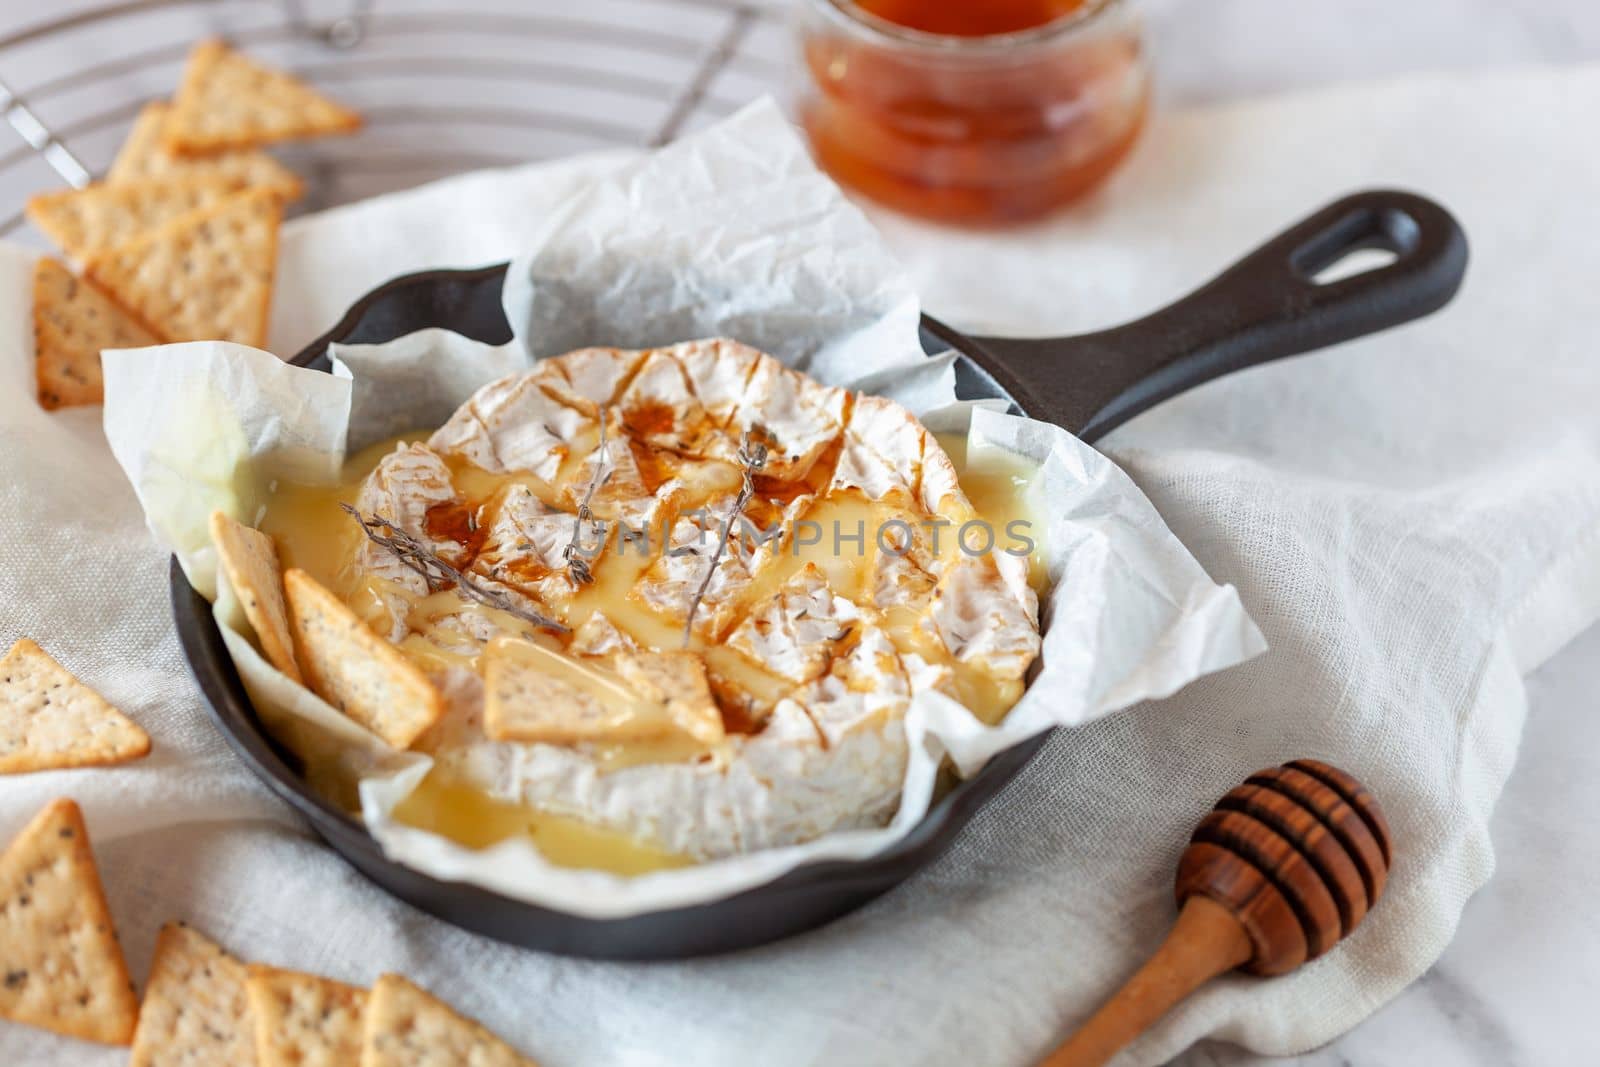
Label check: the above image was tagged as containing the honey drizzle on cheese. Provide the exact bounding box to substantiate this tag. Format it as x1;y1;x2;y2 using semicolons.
267;431;1044;715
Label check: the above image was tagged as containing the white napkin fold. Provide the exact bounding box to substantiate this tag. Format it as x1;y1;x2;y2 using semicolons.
2;65;1598;1066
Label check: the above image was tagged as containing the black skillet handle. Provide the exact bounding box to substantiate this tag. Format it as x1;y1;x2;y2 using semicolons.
956;190;1468;445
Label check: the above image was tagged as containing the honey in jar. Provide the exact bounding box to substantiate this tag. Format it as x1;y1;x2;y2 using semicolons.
796;0;1150;225
850;0;1091;37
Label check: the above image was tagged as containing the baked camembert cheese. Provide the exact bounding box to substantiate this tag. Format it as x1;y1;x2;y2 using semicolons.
258;339;1042;868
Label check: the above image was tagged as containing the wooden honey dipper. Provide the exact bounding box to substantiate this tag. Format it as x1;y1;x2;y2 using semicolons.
1042;759;1392;1067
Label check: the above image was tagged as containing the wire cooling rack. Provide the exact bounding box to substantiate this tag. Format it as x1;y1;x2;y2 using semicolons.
0;0;791;240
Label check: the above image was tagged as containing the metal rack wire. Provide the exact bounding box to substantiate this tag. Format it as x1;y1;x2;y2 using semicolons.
0;0;788;239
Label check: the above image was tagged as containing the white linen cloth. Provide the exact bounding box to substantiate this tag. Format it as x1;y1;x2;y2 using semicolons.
2;64;1598;1065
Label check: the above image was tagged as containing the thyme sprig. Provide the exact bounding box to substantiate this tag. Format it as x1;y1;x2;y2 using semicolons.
682;429;768;647
563;414;611;586
341;504;569;634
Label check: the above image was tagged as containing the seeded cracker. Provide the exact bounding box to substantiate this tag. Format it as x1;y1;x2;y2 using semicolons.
0;638;150;774
246;964;367;1067
26;175;238;261
283;568;445;749
482;641;724;746
84;186;282;348
0;799;139;1045
31;257;158;410
107;102;304;201
482;639;669;746
210;511;302;685
613;650;725;745
362;973;536;1067
165;39;362;155
129;922;256;1066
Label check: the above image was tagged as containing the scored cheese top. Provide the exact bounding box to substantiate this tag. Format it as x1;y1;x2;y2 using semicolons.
306;339;1042;860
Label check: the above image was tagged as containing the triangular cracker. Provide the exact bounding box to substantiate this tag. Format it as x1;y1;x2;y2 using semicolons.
283;569;444;748
165;39;362;155
108;102;304;200
482;640;722;747
211;512;302;684
246;964;366;1067
0;798;139;1045
0;638;151;773
84;187;282;348
362;974;535;1067
27;175;239;261
129;922;256;1066
32;257;158;410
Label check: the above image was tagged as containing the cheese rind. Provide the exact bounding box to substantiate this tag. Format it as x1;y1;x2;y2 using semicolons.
334;339;1040;857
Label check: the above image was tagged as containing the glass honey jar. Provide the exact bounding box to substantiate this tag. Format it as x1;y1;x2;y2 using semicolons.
795;0;1151;225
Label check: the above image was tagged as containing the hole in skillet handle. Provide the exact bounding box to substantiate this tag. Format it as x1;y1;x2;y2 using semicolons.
1305;247;1400;287
175;263;1053;959
952;188;1469;445
1291;199;1416;285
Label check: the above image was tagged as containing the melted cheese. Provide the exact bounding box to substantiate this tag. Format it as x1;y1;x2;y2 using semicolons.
392;772;692;874
258;380;1045;867
584;733;725;772
264;427;1043;726
445;454;562;513
934;430;1047;594
258;433;432;595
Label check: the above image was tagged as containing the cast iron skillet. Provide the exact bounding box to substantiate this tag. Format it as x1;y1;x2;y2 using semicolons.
171;189;1466;960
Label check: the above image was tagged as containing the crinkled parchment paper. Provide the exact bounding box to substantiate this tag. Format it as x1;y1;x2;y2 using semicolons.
102;101;1265;918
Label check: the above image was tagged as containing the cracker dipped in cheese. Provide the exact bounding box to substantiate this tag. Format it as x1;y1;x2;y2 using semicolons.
260;339;1042;868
